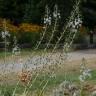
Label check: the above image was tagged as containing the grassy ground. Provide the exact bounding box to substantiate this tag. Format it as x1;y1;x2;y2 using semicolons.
0;49;96;96
0;57;96;96
0;48;72;59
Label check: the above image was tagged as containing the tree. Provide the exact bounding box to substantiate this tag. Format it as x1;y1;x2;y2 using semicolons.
38;0;75;25
23;0;41;24
0;0;75;25
82;0;96;44
0;0;28;24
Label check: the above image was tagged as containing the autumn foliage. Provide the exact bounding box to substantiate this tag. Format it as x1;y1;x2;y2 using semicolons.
0;19;42;47
19;23;42;33
0;19;42;33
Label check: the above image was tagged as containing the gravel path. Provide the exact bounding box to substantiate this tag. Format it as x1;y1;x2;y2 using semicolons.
68;49;96;61
0;49;96;73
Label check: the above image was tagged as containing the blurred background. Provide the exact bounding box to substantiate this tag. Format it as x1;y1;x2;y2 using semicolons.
0;0;96;50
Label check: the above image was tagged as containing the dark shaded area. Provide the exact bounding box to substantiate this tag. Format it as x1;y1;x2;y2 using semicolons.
0;0;96;48
81;0;96;44
0;0;74;25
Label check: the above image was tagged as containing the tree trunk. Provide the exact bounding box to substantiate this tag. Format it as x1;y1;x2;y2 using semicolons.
90;33;93;44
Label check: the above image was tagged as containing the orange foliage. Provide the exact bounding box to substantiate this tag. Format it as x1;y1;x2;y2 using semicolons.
0;18;42;33
19;23;42;32
6;23;18;33
18;70;31;85
0;19;18;33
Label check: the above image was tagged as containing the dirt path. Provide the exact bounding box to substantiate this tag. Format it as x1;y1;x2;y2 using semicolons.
68;49;96;61
0;49;96;85
0;49;96;73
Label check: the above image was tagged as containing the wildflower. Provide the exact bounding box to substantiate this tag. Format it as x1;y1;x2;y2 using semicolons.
53;80;80;96
44;15;52;25
82;69;92;78
12;36;20;55
91;91;96;96
79;75;85;82
50;72;56;79
1;30;10;39
73;91;80;96
53;4;61;19
53;10;60;19
12;46;20;55
79;58;92;82
18;58;23;65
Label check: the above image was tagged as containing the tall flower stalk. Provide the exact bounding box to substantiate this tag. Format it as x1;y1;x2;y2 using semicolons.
79;58;92;96
44;4;60;52
1;19;10;64
1;19;10;96
39;0;82;95
35;5;51;50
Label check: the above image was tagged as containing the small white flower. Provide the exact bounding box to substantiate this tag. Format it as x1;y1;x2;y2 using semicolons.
53;12;57;18
49;16;51;20
72;25;76;29
91;91;96;96
58;15;61;19
44;20;47;24
82;69;91;78
58;13;60;16
73;92;77;96
44;16;52;25
18;58;23;64
1;31;5;38
79;58;92;83
73;91;80;96
1;30;10;39
46;18;49;22
12;46;20;55
79;75;85;82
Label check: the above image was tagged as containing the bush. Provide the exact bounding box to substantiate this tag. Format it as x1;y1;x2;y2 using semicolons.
74;26;88;44
0;19;42;48
18;32;40;48
18;23;42;48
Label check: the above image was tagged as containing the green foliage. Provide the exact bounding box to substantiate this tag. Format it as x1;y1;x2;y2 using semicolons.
0;0;75;25
74;32;88;44
18;32;40;47
82;0;96;28
23;0;42;24
0;0;41;24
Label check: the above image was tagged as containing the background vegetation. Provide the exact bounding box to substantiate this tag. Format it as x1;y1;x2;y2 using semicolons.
0;0;96;48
